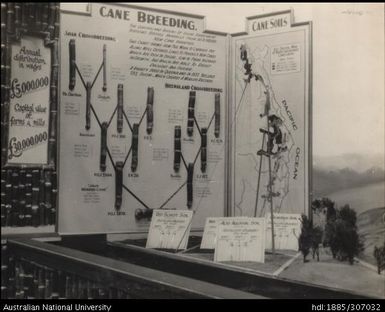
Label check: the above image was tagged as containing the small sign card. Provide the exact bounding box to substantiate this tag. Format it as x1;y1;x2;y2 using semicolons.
214;218;266;263
201;217;247;249
146;209;193;250
265;213;302;251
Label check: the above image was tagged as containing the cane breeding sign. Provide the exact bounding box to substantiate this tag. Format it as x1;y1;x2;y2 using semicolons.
58;3;228;234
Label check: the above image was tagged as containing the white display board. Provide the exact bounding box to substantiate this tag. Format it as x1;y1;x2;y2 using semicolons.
58;3;228;234
214;217;266;263
230;10;311;219
200;216;247;249
7;36;51;165
146;209;193;250
265;213;302;251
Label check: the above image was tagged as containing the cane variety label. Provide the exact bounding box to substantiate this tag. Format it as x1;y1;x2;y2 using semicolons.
214;218;266;263
265;213;302;251
146;209;193;250
201;217;248;249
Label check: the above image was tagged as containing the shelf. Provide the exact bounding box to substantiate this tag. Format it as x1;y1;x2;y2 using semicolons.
1;225;55;236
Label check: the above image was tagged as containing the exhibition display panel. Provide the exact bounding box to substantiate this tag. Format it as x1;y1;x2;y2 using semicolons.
2;3;383;300
58;3;229;234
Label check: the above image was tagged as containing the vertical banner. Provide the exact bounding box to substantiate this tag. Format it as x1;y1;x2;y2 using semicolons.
58;4;228;234
7;36;51;165
230;10;312;218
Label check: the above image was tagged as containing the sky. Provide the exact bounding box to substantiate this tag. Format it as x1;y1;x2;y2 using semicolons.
64;3;385;158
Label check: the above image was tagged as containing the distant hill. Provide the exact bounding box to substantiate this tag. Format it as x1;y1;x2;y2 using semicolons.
314;153;384;173
357;207;385;266
324;182;385;215
313;154;385;267
313;166;385;197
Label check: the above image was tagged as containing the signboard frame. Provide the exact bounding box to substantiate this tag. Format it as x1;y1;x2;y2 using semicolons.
228;9;313;222
56;2;231;235
2;6;59;170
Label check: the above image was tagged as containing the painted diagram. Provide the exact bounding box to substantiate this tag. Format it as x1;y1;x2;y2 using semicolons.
232;26;310;218
58;4;228;234
65;40;222;220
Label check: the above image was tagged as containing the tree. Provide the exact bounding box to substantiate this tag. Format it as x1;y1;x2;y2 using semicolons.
298;215;323;262
312;199;322;212
298;215;312;262
325;219;339;258
338;205;362;264
322;197;336;222
324;204;362;264
315;197;337;247
311;226;323;261
374;241;385;275
339;204;357;226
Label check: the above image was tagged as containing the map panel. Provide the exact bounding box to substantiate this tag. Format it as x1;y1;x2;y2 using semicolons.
231;18;311;219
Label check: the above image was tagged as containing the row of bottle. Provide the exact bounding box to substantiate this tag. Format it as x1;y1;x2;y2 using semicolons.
1;169;57;227
1;245;131;299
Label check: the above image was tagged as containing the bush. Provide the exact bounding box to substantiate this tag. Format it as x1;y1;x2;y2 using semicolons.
298;215;312;262
324;204;362;264
311;198;336;247
324;220;338;256
298;215;323;262
322;197;337;222
311;226;323;261
374;241;385;274
339;204;357;226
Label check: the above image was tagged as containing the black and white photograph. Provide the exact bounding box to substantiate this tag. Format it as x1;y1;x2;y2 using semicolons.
1;2;384;305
